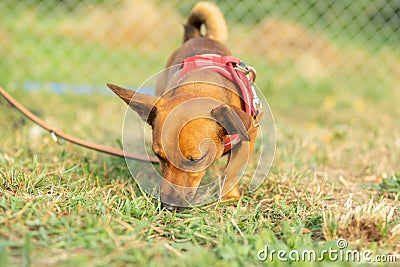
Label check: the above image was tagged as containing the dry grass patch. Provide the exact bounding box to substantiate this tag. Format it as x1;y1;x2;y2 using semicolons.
323;196;400;253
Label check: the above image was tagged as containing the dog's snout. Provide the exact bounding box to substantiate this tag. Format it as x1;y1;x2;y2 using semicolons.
161;202;186;212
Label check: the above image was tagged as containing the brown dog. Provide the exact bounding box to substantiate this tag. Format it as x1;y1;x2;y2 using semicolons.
107;2;261;209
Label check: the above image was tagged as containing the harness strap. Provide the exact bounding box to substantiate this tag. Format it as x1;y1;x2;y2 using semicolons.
223;133;240;153
177;54;262;153
178;54;260;117
0;86;159;163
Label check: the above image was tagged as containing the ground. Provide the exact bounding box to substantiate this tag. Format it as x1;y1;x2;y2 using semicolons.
0;1;399;266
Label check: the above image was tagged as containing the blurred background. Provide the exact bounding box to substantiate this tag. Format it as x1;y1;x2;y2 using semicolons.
1;0;399;152
2;0;399;95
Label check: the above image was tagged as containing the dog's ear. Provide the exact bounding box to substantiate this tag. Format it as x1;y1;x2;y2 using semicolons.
211;104;252;141
107;83;158;124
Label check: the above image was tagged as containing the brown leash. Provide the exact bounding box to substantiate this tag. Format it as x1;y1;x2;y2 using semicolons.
0;86;159;164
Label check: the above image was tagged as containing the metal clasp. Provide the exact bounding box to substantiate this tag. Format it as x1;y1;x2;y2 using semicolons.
251;84;262;109
235;62;257;82
50;131;65;145
235;62;250;74
248;66;256;82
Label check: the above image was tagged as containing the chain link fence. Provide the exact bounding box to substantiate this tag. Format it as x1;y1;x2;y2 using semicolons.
1;0;399;98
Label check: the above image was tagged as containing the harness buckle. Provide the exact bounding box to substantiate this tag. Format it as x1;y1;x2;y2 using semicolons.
248;66;257;82
235;62;250;74
251;84;262;110
235;62;257;82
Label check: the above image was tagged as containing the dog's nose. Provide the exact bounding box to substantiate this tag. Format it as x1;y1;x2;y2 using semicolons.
161;202;186;212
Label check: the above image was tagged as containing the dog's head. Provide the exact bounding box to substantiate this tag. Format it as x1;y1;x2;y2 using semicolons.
107;83;252;209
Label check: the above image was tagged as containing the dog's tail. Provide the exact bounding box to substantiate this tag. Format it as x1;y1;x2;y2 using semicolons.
184;1;228;43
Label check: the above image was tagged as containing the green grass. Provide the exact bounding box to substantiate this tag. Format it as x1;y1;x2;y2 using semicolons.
1;1;400;266
1;86;399;266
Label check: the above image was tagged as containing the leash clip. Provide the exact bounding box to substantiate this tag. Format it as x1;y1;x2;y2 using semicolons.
50;131;65;145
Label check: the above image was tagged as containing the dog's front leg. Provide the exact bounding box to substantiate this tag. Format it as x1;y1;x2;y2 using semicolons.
220;143;248;200
220;128;258;200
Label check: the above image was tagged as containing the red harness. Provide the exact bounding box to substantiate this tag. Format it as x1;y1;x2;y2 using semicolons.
177;54;260;153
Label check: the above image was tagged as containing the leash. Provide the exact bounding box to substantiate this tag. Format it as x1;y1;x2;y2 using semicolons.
0;86;159;163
